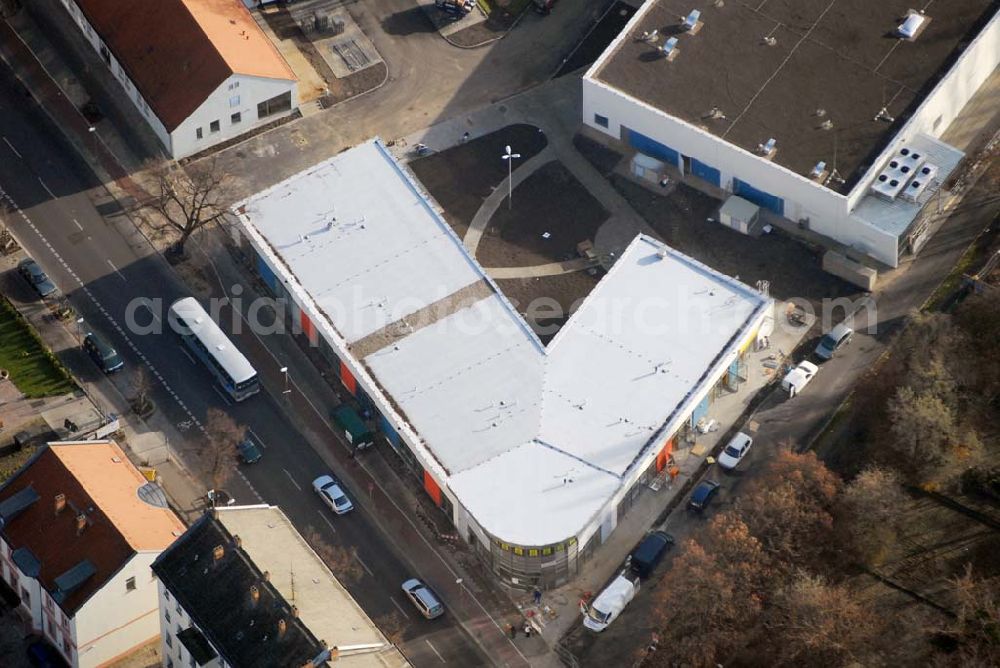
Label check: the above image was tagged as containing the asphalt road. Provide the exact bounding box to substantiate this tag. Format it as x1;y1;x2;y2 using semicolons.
0;60;489;668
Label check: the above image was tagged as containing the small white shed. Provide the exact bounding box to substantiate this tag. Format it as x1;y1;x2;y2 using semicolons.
718;196;760;235
631;153;668;184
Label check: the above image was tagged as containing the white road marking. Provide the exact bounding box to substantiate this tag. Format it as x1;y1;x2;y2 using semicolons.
425;640;446;663
141;302;161;322
37;177;55;198
212;385;233;406
319;513;337;533
73;218;83;231
283;468;302;491
353;552;374;577
247;428;266;448
177;345;195;364
390;596;411;619
106;259;126;281
3;137;22;158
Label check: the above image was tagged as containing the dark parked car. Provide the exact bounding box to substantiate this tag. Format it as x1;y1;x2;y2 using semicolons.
83;332;124;373
18;258;57;298
628;530;675;578
688;480;721;512
237;438;262;464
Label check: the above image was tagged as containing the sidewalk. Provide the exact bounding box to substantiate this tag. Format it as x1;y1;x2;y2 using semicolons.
0;253;208;524
191;231;543;666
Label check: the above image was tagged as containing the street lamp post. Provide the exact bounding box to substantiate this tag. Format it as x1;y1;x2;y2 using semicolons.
75;317;85;344
279;366;290;396
501;145;521;211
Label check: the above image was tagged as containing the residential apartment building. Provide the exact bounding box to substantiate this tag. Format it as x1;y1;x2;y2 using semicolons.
0;441;186;667
152;506;407;668
56;0;298;158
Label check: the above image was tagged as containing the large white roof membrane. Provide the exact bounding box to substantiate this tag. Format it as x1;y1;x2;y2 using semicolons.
237;140;771;547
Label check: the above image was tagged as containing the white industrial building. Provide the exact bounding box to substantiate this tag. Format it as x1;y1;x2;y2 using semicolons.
232;139;772;588
583;0;1000;267
56;0;298;159
0;441;185;667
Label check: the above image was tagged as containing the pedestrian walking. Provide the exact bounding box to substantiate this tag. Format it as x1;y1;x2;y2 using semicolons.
532;588;542;605
523;622;533;638
508;623;516;640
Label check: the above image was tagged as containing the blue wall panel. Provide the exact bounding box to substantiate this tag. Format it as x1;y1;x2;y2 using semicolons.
378;413;401;447
256;253;278;292
691;395;710;424
627;130;680;168
690;158;721;187
733;178;785;216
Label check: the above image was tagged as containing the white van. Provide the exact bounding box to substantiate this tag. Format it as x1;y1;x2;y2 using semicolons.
583;574;640;632
782;361;818;397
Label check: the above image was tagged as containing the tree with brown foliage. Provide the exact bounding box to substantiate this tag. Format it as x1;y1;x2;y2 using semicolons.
142;157;231;255
837;466;908;565
201;408;243;491
736;451;841;568
647;513;774;668
302;526;364;585
933;567;1000;667
763;571;883;667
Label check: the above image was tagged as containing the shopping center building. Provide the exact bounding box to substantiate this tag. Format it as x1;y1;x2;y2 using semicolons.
232;139;772;588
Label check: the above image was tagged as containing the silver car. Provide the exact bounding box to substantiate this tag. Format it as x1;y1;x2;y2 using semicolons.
312;475;354;515
402;578;444;619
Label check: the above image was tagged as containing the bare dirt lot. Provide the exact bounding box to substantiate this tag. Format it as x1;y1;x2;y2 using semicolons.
478;160;610;267
495;271;599;344
408;124;549;238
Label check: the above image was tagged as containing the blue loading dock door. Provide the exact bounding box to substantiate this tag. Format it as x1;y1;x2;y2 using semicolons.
733;178;785;216
690;158;721;187
627;130;680;168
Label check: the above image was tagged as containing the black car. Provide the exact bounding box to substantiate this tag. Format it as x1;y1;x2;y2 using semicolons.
18;258;57;298
628;531;675;578
688;480;721;512
83;332;124;373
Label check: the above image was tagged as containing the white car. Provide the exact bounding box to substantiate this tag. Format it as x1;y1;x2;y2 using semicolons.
782;361;818;397
717;432;753;470
312;475;354;515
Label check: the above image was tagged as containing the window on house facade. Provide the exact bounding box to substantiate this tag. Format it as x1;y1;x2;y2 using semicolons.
196;128;203;140
47;618;55;637
21;589;29;607
257;91;292;119
126;577;136;592
62;637;72;658
164;589;171;601
210;120;220;133
228;81;240;90
165;633;172;648
594;114;609;128
231;112;241;124
229;95;240;108
165;609;171;623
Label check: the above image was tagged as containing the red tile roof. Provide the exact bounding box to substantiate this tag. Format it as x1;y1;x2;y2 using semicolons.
73;0;295;131
0;442;184;615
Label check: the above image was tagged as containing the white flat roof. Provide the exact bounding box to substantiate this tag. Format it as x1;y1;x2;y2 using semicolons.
237;141;483;343
237;140;770;546
216;506;408;668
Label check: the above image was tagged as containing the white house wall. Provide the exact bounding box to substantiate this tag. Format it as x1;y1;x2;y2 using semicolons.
74;552;161;668
58;0;172;152
171;74;298;159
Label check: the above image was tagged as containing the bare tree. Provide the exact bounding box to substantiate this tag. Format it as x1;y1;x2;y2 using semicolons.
130;366;155;416
201;407;243;491
933;566;1000;667
736;451;841;569
374;611;406;647
302;527;364;585
764;571;883;667
837;466;908;566
142;156;231;256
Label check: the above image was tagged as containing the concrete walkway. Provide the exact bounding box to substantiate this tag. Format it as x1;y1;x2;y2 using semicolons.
463;146;555;254
485;257;596;279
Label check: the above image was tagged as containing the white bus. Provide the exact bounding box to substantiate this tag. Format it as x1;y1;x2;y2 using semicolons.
168;297;259;402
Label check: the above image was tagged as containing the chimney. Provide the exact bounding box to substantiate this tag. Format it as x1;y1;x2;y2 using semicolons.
75;513;87;535
213;545;225;562
290;605;299;619
233;535;242;550
54;493;66;515
262;571;270;582
277;619;287;639
250;585;260;605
